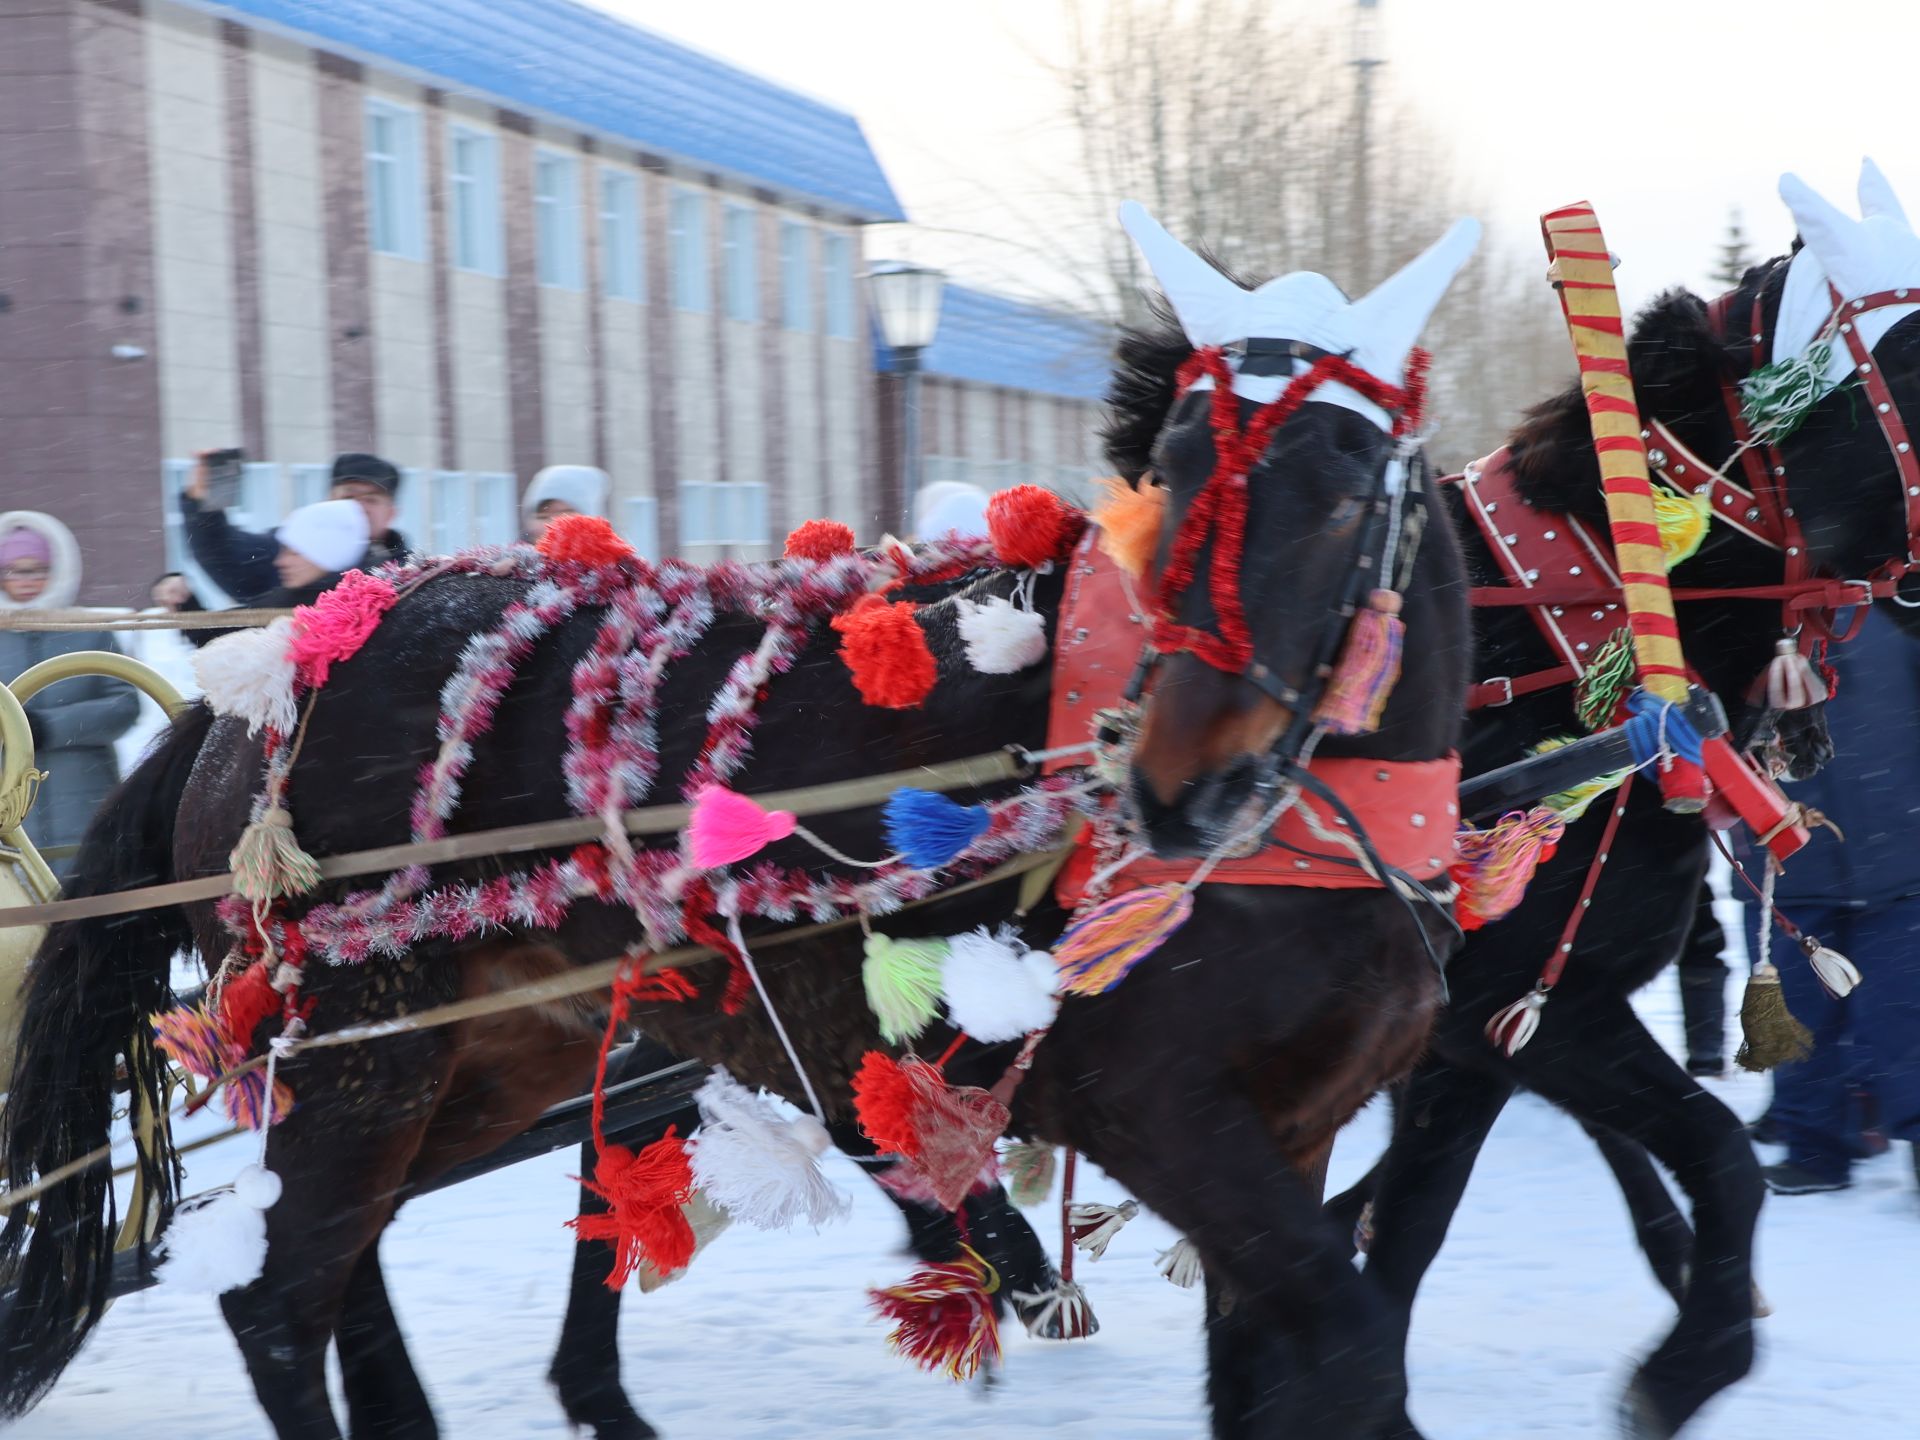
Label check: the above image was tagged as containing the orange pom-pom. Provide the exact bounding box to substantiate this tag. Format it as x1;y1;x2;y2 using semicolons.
538;514;636;568
830;595;937;709
784;518;857;561
1091;476;1166;580
853;1051;923;1158
986;484;1082;569
568;1127;697;1288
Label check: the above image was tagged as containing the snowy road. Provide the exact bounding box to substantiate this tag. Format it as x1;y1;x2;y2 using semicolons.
17;965;1919;1440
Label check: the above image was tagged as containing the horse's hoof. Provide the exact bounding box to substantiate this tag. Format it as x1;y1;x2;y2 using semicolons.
1617;1378;1675;1440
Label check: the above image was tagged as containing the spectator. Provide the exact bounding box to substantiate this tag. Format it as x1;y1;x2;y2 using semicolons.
521;465;609;544
0;511;139;881
180;500;371;649
1750;607;1920;1195
913;480;990;541
179;451;406;601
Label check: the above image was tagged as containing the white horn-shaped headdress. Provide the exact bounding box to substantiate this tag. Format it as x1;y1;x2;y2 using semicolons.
1773;158;1920;384
1118;202;1481;432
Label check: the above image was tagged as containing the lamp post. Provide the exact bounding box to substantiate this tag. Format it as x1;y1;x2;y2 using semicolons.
867;261;946;536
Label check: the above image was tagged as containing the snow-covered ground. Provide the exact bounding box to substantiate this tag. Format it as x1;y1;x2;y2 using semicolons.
16;946;1919;1440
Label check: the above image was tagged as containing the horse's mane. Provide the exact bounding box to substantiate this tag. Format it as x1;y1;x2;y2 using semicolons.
1506;250;1798;523
1103;294;1193;483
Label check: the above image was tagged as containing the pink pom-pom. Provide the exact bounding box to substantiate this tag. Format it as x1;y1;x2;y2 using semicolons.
687;785;798;869
286;569;399;688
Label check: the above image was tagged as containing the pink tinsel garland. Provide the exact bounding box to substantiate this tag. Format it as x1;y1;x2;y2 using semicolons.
285;569;401;688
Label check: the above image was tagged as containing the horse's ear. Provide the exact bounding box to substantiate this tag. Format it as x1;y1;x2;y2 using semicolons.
1627;289;1722;422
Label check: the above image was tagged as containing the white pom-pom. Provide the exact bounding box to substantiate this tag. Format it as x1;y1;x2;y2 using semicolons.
940;926;1059;1043
1154;1238;1203;1289
956;597;1049;675
1807;943;1861;998
194;617;298;736
688;1069;851;1230
636;1193;733;1293
159;1187;267;1294
231;1163;282;1210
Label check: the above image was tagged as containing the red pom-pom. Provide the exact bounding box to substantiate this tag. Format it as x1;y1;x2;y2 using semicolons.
217;961;282;1050
538;514;636;568
831;596;937;709
784;518;857;561
853;1051;923;1158
987;485;1081;570
568;1126;697;1288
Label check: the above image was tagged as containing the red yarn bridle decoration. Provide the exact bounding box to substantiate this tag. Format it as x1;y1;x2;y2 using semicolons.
1154;345;1430;673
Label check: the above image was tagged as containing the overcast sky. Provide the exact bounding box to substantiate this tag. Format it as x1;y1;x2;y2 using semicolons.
606;0;1919;317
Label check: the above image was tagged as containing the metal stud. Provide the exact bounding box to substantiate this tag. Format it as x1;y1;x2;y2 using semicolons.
1784;507;1795;517
1569;565;1583;576
1067;690;1081;704
1674;464;1687;476
1576;641;1589;652
1774;466;1787;476
1486;502;1498;513
1900;289;1910;299
1591;610;1606;621
1842;323;1854;333
1863;363;1874;375
1647;448;1668;466
1854;299;1866;309
1909;487;1918;497
1410;813;1427;829
1746;507;1761;521
1543;529;1557;540
1074;627;1089;642
1524;569;1540;581
1722;494;1734;506
1375;769;1390;783
1900;443;1912;453
1504;534;1518;546
1788;546;1799;557
1295;859;1312;871
1551;606;1564;617
1640;429;1651;439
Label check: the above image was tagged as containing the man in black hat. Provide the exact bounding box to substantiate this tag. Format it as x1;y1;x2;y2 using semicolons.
176;450;410;603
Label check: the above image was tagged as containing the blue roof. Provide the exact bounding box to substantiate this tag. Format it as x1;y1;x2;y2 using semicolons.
201;0;904;221
879;286;1113;402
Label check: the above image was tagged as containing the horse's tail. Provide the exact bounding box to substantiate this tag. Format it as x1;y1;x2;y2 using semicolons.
0;701;214;1417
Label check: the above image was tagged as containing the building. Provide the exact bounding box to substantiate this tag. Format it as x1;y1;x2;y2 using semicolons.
2;0;1111;604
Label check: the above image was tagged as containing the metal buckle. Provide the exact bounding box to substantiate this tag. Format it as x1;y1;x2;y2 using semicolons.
1484;676;1515;707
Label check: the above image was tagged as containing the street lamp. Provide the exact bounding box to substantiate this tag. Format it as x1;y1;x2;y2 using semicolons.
867;261;946;535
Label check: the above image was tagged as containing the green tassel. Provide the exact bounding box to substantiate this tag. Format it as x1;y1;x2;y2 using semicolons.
1575;627;1637;732
230;806;321;902
861;934;947;1044
1002;1141;1058;1208
1739;338;1837;443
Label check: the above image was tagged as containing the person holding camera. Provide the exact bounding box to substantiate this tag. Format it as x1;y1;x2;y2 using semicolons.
178;500;373;649
178;450;409;603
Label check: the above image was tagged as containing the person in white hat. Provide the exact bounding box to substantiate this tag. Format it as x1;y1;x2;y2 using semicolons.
522;465;609;544
185;500;371;649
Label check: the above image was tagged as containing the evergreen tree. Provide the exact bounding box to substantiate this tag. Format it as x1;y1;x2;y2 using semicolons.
1712;208;1753;289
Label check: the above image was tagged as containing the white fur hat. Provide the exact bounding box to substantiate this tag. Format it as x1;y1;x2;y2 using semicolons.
0;510;81;610
913;481;990;541
275;500;370;574
523;465;609;520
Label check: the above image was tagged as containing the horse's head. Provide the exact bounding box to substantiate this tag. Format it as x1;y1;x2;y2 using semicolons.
1111;205;1480;857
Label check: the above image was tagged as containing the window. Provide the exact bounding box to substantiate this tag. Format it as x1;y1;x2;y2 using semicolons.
780;221;812;330
822;232;855;338
473;473;516;545
448;126;502;275
677;481;768;547
723;204;757;322
670;188;709;311
365;99;424;259
624;495;660;561
599;170;643;301
428;472;470;555
534;149;583;289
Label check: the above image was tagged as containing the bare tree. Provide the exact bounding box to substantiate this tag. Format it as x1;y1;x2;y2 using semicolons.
1711;208;1754;290
1053;0;1568;468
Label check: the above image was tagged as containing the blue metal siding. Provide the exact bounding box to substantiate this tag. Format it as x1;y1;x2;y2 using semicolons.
203;0;904;221
877;286;1112;402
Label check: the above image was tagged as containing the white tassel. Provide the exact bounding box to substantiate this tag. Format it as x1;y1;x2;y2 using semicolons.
1154;1237;1204;1289
1805;940;1862;999
158;1163;281;1294
1484;986;1548;1057
193;617;299;737
688;1068;850;1230
956;597;1048;675
940;926;1059;1043
636;1193;733;1293
1011;1279;1098;1340
1067;1198;1140;1259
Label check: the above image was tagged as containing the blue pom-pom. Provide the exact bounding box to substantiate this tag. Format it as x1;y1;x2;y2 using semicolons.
882;788;993;870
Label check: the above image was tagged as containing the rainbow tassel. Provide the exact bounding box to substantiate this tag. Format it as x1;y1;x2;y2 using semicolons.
1450;807;1566;931
881;788;993;870
868;1248;1002;1381
1053;884;1194;996
1312;589;1404;736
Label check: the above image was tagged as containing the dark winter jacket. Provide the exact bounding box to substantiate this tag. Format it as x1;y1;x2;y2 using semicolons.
180;494;407;603
0;513;139;879
184;575;344;649
1765;608;1920;910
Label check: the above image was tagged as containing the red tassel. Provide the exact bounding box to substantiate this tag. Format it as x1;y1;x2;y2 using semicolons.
869;1248;1002;1381
831;596;938;709
216;961;284;1050
784;518;857;562
1313;589;1405;736
538;514;636;568
853;1052;1010;1210
853;1052;925;1158
986;484;1082;570
569;1127;697;1288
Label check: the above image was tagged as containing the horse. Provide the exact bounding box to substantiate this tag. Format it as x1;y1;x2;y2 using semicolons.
1325;166;1920;1437
0;204;1480;1439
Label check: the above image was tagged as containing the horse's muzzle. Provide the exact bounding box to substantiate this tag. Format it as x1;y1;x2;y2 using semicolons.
1128;754;1264;860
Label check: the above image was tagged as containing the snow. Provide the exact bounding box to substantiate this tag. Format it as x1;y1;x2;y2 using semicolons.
17;947;1920;1440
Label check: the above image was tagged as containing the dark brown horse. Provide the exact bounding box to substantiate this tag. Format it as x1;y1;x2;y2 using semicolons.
0;218;1477;1438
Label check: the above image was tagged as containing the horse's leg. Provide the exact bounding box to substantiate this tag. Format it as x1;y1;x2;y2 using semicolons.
548;1139;660;1440
1512;999;1761;1439
1325;1150;1384;1257
1580;1119;1693;1308
335;1239;437;1440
